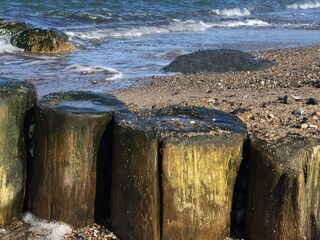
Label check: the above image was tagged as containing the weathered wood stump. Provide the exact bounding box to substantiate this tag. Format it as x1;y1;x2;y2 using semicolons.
111;106;247;240
247;135;320;240
0;80;37;226
29;92;126;227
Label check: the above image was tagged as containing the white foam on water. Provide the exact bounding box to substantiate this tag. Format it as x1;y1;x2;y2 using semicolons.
0;36;21;54
22;212;72;240
287;2;320;9
211;7;251;17
81;12;112;20
64;64;123;80
221;19;270;27
66;19;269;41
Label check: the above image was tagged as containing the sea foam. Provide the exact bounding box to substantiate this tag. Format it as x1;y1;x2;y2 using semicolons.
287;2;320;9
64;64;123;80
66;18;269;41
22;212;72;240
0;36;20;54
211;7;251;17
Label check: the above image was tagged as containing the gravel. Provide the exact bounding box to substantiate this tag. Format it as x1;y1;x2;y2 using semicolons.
112;45;320;142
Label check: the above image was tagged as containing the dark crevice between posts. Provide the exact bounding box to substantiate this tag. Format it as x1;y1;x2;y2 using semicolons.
94;120;114;226
158;139;164;240
22;107;35;212
230;137;251;239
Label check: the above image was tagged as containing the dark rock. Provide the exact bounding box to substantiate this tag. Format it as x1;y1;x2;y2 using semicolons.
10;28;75;54
307;98;318;105
283;95;295;104
292;108;304;116
161;49;277;73
0;19;33;35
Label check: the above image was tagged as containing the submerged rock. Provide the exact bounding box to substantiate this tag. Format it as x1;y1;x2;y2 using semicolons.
0;19;32;35
10;28;75;54
161;49;276;73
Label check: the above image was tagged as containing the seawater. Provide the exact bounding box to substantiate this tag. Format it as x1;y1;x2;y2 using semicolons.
1;0;320;96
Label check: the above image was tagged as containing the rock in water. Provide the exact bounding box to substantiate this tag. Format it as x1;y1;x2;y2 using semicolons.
29;92;126;228
0;80;37;226
0;19;33;35
10;28;76;54
247;135;320;240
110;106;247;240
161;49;276;73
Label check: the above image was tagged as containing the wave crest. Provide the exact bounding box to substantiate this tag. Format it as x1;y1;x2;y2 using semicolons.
64;64;123;80
0;36;21;54
211;8;251;17
66;19;268;41
287;2;320;9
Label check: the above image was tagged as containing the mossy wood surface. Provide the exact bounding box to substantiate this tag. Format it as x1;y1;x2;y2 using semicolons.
162;134;245;240
0;81;37;226
110;106;247;240
29;92;126;227
111;124;160;240
247;135;320;240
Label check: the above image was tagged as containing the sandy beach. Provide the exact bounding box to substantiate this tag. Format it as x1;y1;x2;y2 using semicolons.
111;45;320;142
1;45;319;240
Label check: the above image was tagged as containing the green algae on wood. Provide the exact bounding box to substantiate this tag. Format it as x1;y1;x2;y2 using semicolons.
247;135;320;240
111;124;160;240
162;134;245;240
29;92;126;228
110;105;247;240
0;80;37;226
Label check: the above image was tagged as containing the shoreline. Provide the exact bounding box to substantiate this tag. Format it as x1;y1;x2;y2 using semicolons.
111;44;320;141
1;44;319;240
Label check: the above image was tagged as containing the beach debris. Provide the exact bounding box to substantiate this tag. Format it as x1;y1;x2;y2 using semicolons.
292;108;304;116
65;223;118;240
283;95;295;104
306;97;318;105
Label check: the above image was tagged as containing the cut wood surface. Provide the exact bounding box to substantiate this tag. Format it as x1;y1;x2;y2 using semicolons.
111;105;247;240
29;92;126;228
0;80;37;226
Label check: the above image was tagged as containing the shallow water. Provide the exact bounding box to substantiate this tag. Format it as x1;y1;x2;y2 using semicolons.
1;0;320;96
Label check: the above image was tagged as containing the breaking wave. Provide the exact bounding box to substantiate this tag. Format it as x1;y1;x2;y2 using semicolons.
66;19;269;41
211;7;251;17
287;2;320;9
64;64;123;80
0;36;21;54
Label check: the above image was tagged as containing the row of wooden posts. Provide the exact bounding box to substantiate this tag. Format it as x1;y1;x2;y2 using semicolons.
0;80;319;240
